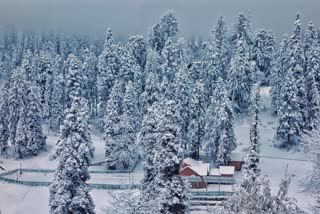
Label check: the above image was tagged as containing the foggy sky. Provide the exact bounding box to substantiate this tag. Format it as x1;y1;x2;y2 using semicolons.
0;0;319;40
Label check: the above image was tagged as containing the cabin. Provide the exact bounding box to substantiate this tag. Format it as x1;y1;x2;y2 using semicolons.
180;158;210;188
229;152;244;171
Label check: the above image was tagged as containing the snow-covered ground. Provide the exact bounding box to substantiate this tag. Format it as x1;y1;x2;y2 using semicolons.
0;86;316;213
234;87;315;212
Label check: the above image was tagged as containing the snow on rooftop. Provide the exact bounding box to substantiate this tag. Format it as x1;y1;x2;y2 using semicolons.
209;168;221;176
183;157;203;166
219;166;235;175
188;165;208;176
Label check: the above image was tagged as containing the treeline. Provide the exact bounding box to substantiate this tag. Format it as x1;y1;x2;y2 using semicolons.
0;10;320;213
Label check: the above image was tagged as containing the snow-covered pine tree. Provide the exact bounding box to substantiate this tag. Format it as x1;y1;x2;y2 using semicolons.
104;80;124;169
242;83;261;188
97;28;120;115
20;49;34;81
128;35;147;72
228;33;253;113
304;22;320;130
152;99;189;213
114;81;139;169
306;45;320;130
0;81;10;156
66;54;82;108
8;68;28;155
231;12;253;52
209;78;236;165
119;43;141;83
49;97;95;214
173;66;191;149
210;16;229;80
162;38;184;82
36;50;54;113
82;48;98;117
148;10;178;54
285;14;307;131
50;57;65;130
202;16;229;106
140;50;161;115
138;99;163;203
271;34;290;115
25;85;46;156
252;29;275;84
188;80;206;160
276;70;303;148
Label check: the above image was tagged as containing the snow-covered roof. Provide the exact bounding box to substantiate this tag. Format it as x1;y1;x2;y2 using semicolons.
219;166;235;175
209;168;221;176
189;164;209;176
183;157;203;166
230;152;243;162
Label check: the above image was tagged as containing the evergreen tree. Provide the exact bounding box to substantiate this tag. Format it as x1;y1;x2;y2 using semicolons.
0;82;10;156
148;10;178;53
49;97;95;214
242;83;261;188
286;14;307;130
276;70;303;148
8;68;28;153
204;78;236;165
205;16;229;84
306;45;320;130
138;99;163;203
51;57;65;130
252;29;275;84
152;99;189;213
36;50;54;113
97;28;120;115
173;67;191;149
128;35;147;71
271;34;290;115
231;13;253;50
104;80;124;169
21;49;34;81
228;34;253;113
140;49;162;116
82;48;98;117
188;80;206;160
161;38;185;82
25;85;46;156
66;54;82;108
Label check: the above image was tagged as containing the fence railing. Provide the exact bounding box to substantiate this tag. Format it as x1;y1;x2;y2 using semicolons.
183;176;236;185
0;168;142;190
190;191;234;197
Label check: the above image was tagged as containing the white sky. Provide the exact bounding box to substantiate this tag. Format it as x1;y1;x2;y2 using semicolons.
0;0;319;40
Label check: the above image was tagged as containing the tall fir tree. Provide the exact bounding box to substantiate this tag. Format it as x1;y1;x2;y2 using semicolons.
173;67;191;149
82;48;98;117
151;99;189;213
228;34;253;113
0;81;10;156
188;80;206;160
148;10;178;54
66;54;82;108
271;34;290;115
97;28;120;115
277;70;303;148
204;78;236;165
49;97;95;214
104;80;125;169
